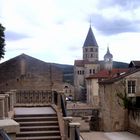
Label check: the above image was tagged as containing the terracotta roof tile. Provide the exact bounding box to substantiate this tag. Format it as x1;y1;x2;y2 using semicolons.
86;68;129;79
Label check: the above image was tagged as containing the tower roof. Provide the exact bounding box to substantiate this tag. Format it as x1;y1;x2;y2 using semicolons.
104;47;113;59
83;26;98;47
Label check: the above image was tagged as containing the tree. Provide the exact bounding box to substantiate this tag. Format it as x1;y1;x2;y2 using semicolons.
0;23;5;59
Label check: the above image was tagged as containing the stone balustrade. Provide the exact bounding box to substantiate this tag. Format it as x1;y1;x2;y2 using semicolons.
12;90;65;107
15;90;53;106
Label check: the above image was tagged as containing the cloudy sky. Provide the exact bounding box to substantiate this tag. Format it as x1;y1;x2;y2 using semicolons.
0;0;140;65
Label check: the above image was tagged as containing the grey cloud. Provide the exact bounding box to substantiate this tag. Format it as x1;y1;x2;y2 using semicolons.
90;14;140;35
5;31;29;41
98;0;140;10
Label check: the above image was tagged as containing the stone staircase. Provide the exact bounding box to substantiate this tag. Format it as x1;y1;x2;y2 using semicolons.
14;110;61;140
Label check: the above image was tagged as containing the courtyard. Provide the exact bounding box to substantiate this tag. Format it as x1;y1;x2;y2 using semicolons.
80;132;140;140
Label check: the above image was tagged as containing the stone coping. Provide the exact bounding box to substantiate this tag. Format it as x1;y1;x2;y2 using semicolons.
0;119;20;133
69;122;81;126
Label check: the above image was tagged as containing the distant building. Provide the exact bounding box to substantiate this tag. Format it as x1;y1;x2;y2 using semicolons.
86;68;129;107
74;26;100;101
0;54;63;92
74;26;114;101
63;82;74;100
129;61;140;69
104;47;113;71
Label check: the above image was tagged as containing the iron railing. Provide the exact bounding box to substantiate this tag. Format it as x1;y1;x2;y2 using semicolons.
60;94;67;117
0;129;11;140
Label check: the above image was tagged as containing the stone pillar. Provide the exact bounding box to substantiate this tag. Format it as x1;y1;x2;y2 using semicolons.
4;94;9;118
8;92;14;111
69;122;80;140
57;93;61;108
0;96;5;119
51;91;54;104
0;119;20;140
10;90;17;104
64;117;73;139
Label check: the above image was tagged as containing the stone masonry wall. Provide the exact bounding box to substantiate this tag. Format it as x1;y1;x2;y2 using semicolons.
99;81;128;131
0;54;63;92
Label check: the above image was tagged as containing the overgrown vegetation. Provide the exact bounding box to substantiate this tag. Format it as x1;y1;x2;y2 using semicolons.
116;80;133;109
116;80;140;119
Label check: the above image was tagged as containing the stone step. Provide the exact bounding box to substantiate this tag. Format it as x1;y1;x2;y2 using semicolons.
15;116;58;122
14;108;61;140
20;125;60;131
15;113;56;117
16;135;61;140
19;121;58;126
16;130;60;137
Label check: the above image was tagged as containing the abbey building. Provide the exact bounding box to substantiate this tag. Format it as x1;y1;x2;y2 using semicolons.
74;26;113;101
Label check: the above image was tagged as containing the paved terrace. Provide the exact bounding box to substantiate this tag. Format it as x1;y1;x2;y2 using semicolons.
80;132;140;140
14;107;56;115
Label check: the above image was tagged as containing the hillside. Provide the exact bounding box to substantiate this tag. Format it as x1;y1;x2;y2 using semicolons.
52;63;74;84
54;61;129;85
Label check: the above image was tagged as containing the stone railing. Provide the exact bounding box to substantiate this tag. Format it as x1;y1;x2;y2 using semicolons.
14;90;65;107
15;90;52;106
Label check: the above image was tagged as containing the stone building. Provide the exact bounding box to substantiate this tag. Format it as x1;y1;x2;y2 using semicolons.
0;53;63;92
104;47;113;71
86;68;129;107
99;68;140;134
74;25;116;101
63;82;74;100
74;26;100;101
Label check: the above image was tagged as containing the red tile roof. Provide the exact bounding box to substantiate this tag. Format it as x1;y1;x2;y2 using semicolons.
86;68;129;79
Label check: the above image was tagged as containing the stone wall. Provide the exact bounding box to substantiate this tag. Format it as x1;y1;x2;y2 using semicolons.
99;82;128;131
128;109;140;135
0;54;63;92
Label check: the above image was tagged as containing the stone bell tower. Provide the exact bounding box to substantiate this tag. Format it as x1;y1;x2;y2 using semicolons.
83;26;98;62
104;47;113;71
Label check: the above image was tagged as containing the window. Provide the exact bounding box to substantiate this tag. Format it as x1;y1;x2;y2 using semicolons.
95;48;98;52
93;69;95;74
90;48;93;52
89;69;92;74
65;86;68;88
85;48;88;52
128;80;136;94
